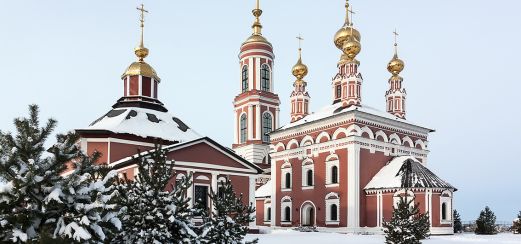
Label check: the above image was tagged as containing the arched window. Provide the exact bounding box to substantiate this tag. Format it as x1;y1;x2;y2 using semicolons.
442;203;447;220
241;65;249;93
240;114;247;143
285;172;291;189
330;204;338;221
331;166;338;184
261;64;270;92
262;113;273;142
284;206;291;221
267;207;271;221
306;169;313;186
336;85;341;98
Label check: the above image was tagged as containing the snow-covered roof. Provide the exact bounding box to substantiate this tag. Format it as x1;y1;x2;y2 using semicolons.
364;156;456;191
80;107;202;143
255;180;272;198
277;102;431;132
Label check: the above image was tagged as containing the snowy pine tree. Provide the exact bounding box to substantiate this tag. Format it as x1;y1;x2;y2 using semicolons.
513;211;521;234
0;105;121;243
195;177;257;244
475;206;497;235
453;209;463;233
113;145;197;244
383;196;430;244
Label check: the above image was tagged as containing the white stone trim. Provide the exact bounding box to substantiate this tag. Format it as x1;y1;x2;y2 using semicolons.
281;196;293;223
347;144;360;227
325;194;340;225
325;159;340;185
301;158;314;187
440;190;452;224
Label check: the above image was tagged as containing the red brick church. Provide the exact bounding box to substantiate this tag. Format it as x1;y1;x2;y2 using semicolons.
244;0;456;235
74;4;262;227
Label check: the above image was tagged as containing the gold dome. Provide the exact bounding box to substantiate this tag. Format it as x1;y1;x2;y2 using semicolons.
334;26;361;51
122;61;161;81
342;35;361;61
387;55;404;75
243;34;272;46
292;50;308;80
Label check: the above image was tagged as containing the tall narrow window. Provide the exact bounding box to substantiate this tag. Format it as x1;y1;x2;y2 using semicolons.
284;206;291;221
285;172;291;189
262;113;273;142
331;166;339;184
330;204;338;221
240;114;247;143
261;64;270;92
442;203;447;220
306;169;313;186
336;85;341;98
267;207;271;221
242;65;249;93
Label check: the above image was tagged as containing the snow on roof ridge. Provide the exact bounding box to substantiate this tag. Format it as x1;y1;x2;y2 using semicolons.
364;156;455;191
82;107;202;143
255;180;272;198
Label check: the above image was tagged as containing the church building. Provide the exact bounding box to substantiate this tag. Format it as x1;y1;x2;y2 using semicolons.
250;0;456;234
75;4;262;225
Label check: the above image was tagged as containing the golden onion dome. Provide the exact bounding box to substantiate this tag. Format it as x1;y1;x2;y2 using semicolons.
388;55;404;75
388;41;405;75
334;26;361;51
342;35;361;61
122;61;161;81
292;49;308;80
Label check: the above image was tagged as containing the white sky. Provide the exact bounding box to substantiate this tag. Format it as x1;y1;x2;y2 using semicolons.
1;0;520;221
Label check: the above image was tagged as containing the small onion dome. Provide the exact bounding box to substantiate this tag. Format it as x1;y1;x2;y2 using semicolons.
292;49;308;80
134;45;149;61
342;35;361;61
387;53;405;76
122;61;161;82
334;26;361;51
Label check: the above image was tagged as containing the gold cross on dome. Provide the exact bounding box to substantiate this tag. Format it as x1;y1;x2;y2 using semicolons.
348;6;356;25
137;4;148;27
393;29;399;45
296;34;304;49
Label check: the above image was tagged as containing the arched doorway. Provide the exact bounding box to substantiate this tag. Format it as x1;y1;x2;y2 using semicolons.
300;202;316;226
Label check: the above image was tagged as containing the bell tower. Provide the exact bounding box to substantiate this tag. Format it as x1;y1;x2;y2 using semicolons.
232;0;280;168
290;36;311;122
331;0;363;107
386;30;407;119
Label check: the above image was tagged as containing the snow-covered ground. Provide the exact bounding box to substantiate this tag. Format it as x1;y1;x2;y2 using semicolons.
245;230;521;244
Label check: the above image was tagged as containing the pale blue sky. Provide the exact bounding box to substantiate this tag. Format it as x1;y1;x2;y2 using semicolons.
1;0;520;221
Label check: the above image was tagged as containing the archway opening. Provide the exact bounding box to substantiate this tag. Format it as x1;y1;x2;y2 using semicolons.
300;203;315;226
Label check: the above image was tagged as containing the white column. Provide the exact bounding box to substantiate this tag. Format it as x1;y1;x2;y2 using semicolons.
256;57;261;90
271;161;277;227
248;57;254;90
138;75;143;96
233;109;239;144
275;108;280;129
125;76;130;96
187;170;194;208
377;190;383;227
427;189;433;227
256;105;261;140
212;173;218;215
347;144;360;228
249;175;257;228
248;105;253;140
151;78;155;98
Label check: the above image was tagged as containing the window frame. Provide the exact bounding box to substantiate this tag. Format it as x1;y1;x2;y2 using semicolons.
261;64;271;92
240;114;247;143
261;112;273;143
241;65;249;93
